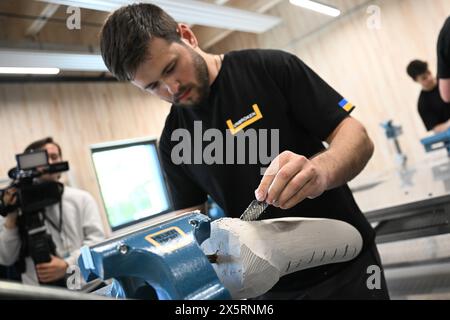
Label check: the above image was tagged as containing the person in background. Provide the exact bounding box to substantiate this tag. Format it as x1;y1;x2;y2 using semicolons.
0;137;105;287
437;17;450;102
407;60;450;133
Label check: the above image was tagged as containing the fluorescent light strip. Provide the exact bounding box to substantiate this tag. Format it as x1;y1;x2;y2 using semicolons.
36;0;281;33
0;49;107;72
289;0;341;17
0;67;60;75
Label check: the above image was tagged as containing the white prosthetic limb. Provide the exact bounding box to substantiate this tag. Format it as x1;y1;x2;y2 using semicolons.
201;217;363;300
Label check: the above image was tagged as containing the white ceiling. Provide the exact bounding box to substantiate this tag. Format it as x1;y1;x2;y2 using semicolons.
36;0;282;33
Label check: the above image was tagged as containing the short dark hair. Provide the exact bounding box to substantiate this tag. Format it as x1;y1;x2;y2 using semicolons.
407;60;429;81
25;137;62;158
100;3;181;81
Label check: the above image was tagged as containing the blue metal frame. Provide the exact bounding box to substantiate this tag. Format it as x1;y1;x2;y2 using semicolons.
421;129;450;156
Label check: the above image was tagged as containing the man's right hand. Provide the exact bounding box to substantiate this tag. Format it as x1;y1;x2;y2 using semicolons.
4;212;18;229
2;187;18;229
2;187;17;207
432;119;450;134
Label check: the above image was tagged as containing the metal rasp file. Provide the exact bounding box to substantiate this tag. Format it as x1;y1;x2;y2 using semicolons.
239;200;269;221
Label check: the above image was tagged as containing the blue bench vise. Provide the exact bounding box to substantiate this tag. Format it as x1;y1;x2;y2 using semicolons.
421;129;450;156
78;211;231;300
380;120;407;167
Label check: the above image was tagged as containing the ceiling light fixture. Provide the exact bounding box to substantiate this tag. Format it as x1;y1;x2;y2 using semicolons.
36;0;281;33
289;0;341;17
0;49;107;72
0;67;61;75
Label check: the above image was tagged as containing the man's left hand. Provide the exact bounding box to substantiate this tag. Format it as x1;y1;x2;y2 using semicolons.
255;151;329;210
35;255;68;283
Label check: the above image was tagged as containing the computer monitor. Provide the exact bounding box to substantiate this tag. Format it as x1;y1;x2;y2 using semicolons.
90;137;172;231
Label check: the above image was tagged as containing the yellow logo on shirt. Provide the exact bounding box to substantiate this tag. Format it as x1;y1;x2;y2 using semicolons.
226;104;263;135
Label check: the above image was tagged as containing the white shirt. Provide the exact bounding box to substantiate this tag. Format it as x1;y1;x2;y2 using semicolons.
0;186;105;285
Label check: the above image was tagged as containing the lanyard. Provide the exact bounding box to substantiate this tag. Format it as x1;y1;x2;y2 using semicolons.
44;201;63;234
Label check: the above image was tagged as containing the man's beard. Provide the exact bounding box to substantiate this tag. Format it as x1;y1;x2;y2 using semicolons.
174;47;210;108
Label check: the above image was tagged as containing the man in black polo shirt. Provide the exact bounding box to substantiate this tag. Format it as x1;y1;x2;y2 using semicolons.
99;3;389;300
438;17;450;102
407;60;450;133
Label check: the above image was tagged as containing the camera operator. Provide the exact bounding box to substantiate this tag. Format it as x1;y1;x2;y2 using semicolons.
0;137;105;287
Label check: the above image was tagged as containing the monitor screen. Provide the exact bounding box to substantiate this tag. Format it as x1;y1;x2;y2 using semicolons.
90;138;172;231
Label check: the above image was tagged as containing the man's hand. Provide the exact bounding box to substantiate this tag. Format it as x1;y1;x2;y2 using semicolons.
2;187;18;229
4;212;18;229
432;119;450;134
35;255;68;283
2;187;17;207
255;151;329;210
255;118;374;211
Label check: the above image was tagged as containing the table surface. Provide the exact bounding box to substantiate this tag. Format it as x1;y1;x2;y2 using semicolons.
349;149;450;215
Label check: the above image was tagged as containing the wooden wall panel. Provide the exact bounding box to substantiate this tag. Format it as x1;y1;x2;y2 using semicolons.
0;82;170;235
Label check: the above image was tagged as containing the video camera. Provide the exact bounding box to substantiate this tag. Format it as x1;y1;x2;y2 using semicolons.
0;150;69;265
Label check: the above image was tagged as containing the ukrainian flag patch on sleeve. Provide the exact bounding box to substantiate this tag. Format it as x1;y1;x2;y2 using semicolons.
339;99;355;113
